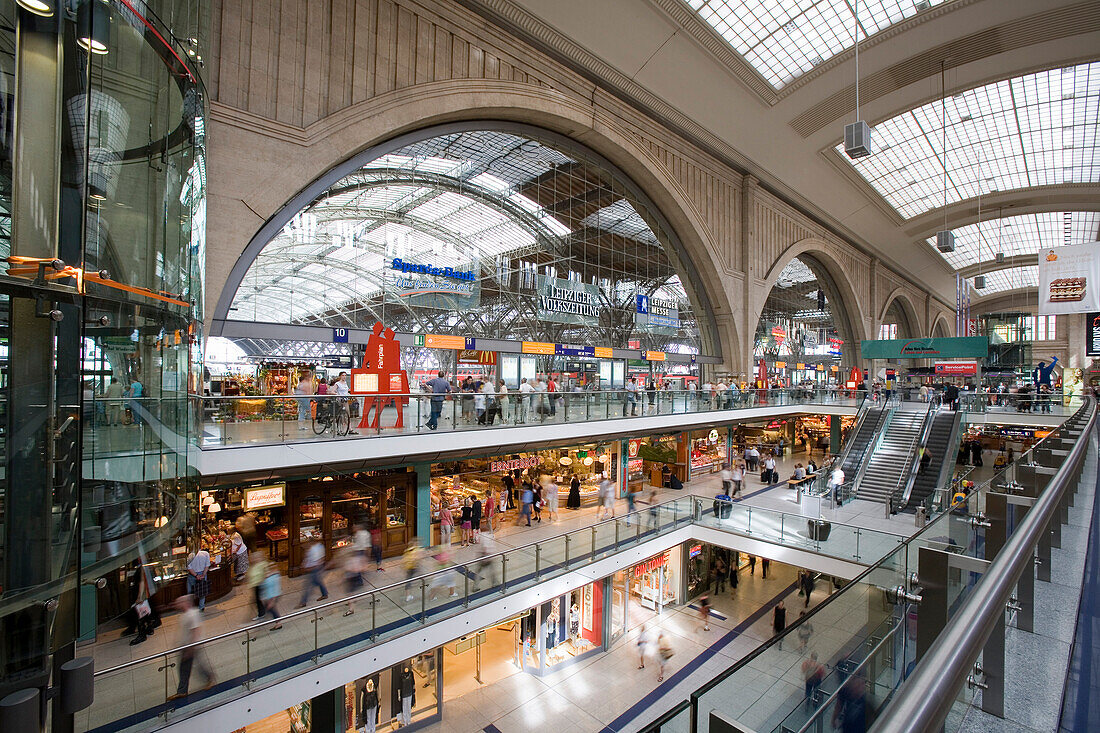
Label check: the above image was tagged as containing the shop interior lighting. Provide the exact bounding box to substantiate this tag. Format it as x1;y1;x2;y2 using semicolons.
683;0;947;89
838;62;1100;219
77;0;110;55
201;495;214;506
582;456;594;467
208;503;221;513
559;456;573;466
154;516;168;528
16;0;55;17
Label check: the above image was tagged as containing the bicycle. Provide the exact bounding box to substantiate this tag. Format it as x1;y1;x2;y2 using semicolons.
311;397;350;436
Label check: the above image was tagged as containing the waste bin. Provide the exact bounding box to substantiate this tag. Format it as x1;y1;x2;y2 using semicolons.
713;495;732;518
807;519;832;541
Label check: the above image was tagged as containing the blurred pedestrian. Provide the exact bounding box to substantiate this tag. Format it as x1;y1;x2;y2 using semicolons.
186;548;211;612
761;557;770;579
796;611;813;652
370;524;384;572
637;623;649;669
259;566;283;630
698;595;712;632
297;540;329;607
747;554;756;576
657;632;674;682
166;594;216;701
802;652;824;707
439;503;454;547
773;600;787;649
343;548;366;616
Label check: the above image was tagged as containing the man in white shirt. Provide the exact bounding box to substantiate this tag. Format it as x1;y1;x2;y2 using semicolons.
745;445;760;472
186;549;211;611
762;455;777;484
533;376;548;421
701;380;713;407
625;378;639;416
518;378;534;422
719;463;732;494
167;594;215;700
298;540;329;608
829;463;845;507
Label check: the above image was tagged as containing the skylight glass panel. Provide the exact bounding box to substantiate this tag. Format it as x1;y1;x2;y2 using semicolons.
928;211;1100;270
683;0;950;89
969;265;1037;295
838;62;1100;219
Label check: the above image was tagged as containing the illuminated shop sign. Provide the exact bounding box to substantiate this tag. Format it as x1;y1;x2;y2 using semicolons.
633;552;669;578
245;484;286;510
689;544;702;559
390;258;475;281
490;456;541;473
635;294;680;330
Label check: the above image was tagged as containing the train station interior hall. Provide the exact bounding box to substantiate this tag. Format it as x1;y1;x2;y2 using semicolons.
1;1;1099;732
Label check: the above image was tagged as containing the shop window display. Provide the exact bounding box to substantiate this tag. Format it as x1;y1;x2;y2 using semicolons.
690;428;728;476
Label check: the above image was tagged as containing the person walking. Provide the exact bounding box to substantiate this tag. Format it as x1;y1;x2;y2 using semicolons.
485;492;497;535
647;489;659;531
496;379;509;424
731;460;744;497
543;476;559;521
762;454;777;484
518;378;534;422
259;566;283;629
246;551;268;621
625;377;639;416
656;632;674;682
801;570;815;608
166;595;216;701
796;610;813;651
698;594;712;632
719;462;733;495
773;600;787;648
503;472;516;510
802;652;824;707
531;481;543;522
729;555;739;596
294;371;314;431
761;557;770;579
425;371;451;431
297;540;329;607
714;557;727;593
520;481;534;526
370;524;384;573
747;554;756;576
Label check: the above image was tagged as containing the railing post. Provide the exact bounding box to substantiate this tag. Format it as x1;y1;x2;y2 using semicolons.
370;593;377;641
420;579;427;624
535;545;542;581
463;569;470;608
312;610;320;661
614;521;620;550
501;555;508;594
855;528;861;561
564;534;571;568
591;526;597;558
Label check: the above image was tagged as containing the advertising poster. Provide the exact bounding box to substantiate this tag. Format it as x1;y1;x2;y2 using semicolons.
1086;312;1100;357
536;274;604;326
387;257;481;311
1038;242;1100;315
634;293;679;334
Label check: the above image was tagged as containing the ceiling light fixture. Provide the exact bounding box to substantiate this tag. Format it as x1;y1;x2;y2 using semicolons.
843;0;871;159
77;0;110;55
936;61;954;254
16;0;55;17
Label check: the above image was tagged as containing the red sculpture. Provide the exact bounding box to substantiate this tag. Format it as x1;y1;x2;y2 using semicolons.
349;322;410;430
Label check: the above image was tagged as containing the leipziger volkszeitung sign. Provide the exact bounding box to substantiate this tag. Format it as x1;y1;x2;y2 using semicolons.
537;275;603;325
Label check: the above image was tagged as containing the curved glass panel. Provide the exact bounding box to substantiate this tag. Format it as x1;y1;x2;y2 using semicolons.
837;62;1100;219
685;0;951;89
754;256;847;370
969;264;1037;294
228;129;704;354
928;211;1100;270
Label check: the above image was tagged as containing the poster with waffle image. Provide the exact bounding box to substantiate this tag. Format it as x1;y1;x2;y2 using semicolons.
1038;242;1100;315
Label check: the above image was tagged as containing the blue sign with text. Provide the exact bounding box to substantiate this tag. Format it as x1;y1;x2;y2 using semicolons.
332;328;349;343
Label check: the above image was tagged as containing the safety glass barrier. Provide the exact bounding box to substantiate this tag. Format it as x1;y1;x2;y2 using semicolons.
130;389;867;450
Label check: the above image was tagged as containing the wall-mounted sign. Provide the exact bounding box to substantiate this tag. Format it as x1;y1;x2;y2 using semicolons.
775;361;786;369
490;456;541;473
689;544;702;559
537;275;603;325
633;552;669;578
646;351;666;361
424;334;466;350
635;293;680;332
351;373;378;392
390;258;476;281
594;346;613;359
1087;312;1100;356
707;429;719;443
817;364;826;371
245;483;286;510
458;350;496;364
627;439;641;458
795;363;806;370
934;362;978;376
522;341;556;355
332;328;349;343
556;344;594;357
861;336;988;360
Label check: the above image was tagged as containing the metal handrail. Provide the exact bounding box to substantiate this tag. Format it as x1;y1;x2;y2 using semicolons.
851;395;900;495
870;397;1096;732
891;397;939;512
94;493;898;678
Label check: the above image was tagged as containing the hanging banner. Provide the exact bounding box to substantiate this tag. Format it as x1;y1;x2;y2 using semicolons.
635;293;679;332
537;275;603;326
1087;313;1100;357
860;336;988;360
934;362;977;376
457;350;496;365
1038;242;1100;315
388;258;481;310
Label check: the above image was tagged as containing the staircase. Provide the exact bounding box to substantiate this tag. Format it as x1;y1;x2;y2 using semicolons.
902;410;959;511
839;402;887;479
856;410;925;505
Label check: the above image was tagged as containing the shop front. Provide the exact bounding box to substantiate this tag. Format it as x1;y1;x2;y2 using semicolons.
689;428;728;477
609;547;683;639
430;445;615;540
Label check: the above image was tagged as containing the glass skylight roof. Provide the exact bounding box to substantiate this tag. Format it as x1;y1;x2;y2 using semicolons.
838;62;1100;219
929;211;1100;270
684;0;949;89
969;265;1037;295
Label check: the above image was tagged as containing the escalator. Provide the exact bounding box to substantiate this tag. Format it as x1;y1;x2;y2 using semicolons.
837;399;888;483
901;409;961;512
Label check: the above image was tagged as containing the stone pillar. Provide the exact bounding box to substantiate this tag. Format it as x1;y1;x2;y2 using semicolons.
740;176;758;377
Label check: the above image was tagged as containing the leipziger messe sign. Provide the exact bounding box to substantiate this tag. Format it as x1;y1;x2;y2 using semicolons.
860;336;989;360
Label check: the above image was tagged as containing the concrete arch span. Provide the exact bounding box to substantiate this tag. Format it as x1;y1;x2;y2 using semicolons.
878;288;923;339
208;80;739;366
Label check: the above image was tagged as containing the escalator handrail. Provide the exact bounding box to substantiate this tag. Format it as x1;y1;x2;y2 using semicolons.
893;396;940;512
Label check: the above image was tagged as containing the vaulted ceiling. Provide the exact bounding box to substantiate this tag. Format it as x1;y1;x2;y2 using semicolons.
462;0;1100;308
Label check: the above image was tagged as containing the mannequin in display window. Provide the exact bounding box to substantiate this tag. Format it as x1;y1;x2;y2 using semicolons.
358;677;379;733
569;602;580;641
395;665;415;726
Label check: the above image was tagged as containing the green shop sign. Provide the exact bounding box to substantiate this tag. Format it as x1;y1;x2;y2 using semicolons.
860;336;989;360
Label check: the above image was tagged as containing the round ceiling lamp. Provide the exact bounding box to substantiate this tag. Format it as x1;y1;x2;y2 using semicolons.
582;456;594;467
559;456;573;466
77;1;110;55
16;0;55;17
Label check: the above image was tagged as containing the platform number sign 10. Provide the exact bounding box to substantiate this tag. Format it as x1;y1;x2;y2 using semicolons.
332;328;349;343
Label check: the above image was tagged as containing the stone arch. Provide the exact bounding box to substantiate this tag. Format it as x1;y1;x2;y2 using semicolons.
878;288;922;339
757;238;868;365
931;313;953;339
207;80;738;366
